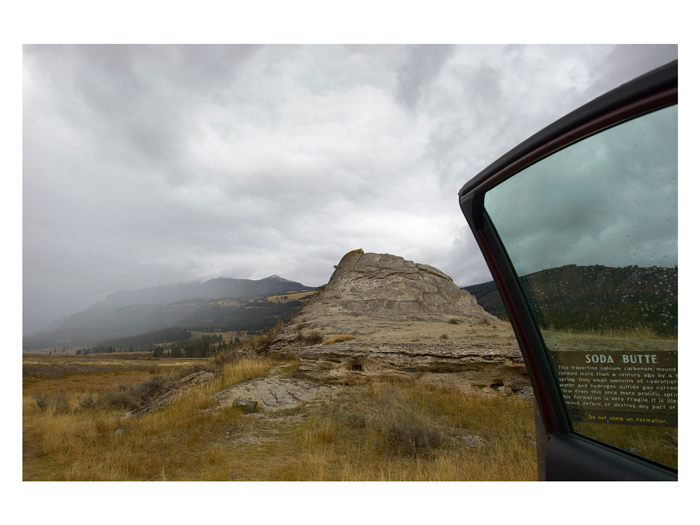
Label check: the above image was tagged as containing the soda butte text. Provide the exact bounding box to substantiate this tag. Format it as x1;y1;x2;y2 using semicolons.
585;354;658;364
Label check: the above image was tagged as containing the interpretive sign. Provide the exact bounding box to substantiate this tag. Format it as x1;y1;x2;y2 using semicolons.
549;350;677;427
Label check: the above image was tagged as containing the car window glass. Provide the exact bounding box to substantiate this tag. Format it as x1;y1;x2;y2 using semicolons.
484;105;677;469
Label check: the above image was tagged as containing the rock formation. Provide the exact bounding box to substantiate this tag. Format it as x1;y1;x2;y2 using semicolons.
267;250;531;396
315;249;486;318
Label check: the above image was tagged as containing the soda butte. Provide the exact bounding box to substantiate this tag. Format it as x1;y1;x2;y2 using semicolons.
584;354;658;364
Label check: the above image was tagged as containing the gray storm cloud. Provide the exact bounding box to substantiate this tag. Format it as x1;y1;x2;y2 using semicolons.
23;44;678;334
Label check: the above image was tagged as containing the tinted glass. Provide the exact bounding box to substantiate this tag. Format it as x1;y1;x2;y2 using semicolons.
484;105;678;469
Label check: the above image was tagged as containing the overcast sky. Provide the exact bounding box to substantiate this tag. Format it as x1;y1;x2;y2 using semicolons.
22;44;678;333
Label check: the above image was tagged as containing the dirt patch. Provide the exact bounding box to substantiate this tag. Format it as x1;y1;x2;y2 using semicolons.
225;413;307;446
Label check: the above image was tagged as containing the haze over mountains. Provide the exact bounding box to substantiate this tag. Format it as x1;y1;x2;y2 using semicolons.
23;275;314;349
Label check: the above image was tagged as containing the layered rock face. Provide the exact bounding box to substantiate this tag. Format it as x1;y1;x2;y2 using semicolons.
267;250;531;396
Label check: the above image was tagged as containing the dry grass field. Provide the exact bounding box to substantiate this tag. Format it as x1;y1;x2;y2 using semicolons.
22;353;538;481
23;322;679;480
23;353;201;391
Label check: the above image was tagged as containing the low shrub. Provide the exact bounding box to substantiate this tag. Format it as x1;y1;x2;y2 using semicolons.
78;394;95;410
213;350;237;367
34;393;50;411
32;391;74;414
98;390;140;411
304;331;323;345
131;375;166;403
380;409;445;458
52;390;72;415
249;323;285;352
61;375;173;413
343;411;367;429
296;330;323;345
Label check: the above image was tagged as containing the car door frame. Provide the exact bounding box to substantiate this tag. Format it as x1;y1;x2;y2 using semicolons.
458;61;678;481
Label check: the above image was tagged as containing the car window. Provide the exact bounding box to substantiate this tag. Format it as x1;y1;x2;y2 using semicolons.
483;104;678;469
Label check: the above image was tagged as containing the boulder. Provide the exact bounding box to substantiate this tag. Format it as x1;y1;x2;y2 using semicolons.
233;399;258;413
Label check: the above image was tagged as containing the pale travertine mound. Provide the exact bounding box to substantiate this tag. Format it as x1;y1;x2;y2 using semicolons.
316;249;487;319
267;250;531;396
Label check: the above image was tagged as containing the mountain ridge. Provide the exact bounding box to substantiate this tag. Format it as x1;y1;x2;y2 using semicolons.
24;275;315;349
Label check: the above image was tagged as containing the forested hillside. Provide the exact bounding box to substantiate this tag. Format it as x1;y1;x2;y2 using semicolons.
185;298;306;333
98;327;193;350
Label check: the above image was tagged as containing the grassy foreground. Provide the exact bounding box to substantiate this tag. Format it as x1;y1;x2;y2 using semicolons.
23;354;537;481
283;381;537;481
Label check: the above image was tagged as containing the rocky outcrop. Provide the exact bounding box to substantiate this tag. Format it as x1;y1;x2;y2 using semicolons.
211;376;337;413
317;249;486;319
267;250;531;396
128;370;214;416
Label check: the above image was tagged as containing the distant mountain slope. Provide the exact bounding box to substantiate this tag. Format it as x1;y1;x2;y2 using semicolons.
23;275;315;349
99;327;193;350
461;281;505;316
89;275;307;312
462;264;677;336
183;298;308;334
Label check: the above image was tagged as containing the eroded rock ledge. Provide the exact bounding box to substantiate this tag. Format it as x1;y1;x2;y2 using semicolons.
295;341;530;393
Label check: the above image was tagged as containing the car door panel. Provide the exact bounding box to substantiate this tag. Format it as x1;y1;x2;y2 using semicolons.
546;434;676;481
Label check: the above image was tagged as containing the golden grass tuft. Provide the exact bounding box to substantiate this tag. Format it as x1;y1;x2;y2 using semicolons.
322;333;356;345
206;358;273;393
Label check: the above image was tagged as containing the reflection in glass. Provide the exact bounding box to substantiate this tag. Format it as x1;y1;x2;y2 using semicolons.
484;105;677;469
